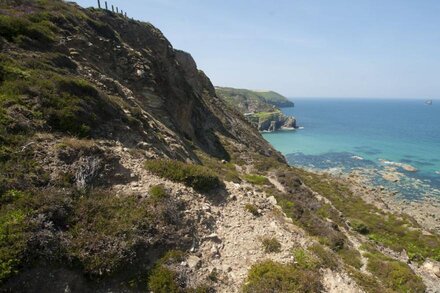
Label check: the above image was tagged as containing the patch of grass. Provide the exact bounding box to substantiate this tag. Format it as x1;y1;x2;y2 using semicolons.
145;159;221;193
244;203;260;216
148;265;179;293
0;188;73;283
148;251;211;293
242;260;322;293
243;174;270;185
0;206;29;283
252;155;284;172
261;237;281;253
345;266;389;293
365;250;426;293
0;14;56;44
195;151;241;183
149;184;169;201
292;248;319;270
67;192;156;276
308;244;339;270
158;250;186;265
337;246;363;269
348;218;369;235
56;137;96;150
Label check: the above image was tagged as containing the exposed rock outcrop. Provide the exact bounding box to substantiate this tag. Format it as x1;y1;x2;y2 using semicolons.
216;87;297;132
250;111;297;132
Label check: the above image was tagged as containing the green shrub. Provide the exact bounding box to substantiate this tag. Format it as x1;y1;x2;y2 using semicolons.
67;192;155;275
345;266;386;293
292;248;319;270
0;207;28;283
243;174;270;185
148;265;179;293
195;151;241;183
349;219;369;235
337;247;363;269
365;251;426;293
145;159;221;192
252;155;284;172
0;14;55;44
0;188;79;283
159;250;186;265
149;184;168;201
0;189;26;205
308;244;339;270
244;204;260;216
242;260;322;293
261;237;281;253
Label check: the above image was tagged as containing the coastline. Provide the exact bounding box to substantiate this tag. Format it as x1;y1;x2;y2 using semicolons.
297;165;440;233
345;170;440;233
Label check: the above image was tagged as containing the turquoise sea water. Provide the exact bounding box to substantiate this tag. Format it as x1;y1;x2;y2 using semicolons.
262;99;440;200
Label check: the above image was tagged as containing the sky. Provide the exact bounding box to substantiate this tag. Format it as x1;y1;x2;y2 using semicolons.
74;0;440;99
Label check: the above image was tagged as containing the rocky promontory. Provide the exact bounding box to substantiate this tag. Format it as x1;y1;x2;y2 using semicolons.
246;110;297;132
216;87;297;132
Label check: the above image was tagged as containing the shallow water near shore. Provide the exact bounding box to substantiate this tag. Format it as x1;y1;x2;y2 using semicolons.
262;98;440;200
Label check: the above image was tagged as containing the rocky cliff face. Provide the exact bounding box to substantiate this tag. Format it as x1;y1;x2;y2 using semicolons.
255;112;297;132
0;0;281;162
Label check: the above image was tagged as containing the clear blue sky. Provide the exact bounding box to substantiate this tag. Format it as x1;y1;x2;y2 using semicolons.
74;0;440;99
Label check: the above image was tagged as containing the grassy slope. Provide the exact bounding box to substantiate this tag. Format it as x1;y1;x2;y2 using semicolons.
215;86;293;113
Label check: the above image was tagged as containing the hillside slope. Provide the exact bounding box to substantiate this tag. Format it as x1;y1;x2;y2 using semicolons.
0;1;439;293
215;86;294;113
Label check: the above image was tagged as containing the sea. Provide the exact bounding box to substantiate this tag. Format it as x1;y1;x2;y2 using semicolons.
262;98;440;200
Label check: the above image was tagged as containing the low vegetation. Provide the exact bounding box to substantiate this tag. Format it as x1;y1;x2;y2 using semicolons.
295;168;440;262
244;203;260;216
261;237;281;253
147;250;210;293
291;248;319;270
242;260;322;293
149;184;169;201
243;174;270;185
0;187;184;285
195;151;241;183
145;159;221;192
364;248;426;292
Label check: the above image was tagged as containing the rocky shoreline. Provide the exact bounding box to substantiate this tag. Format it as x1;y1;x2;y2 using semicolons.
305;166;440;233
345;170;440;233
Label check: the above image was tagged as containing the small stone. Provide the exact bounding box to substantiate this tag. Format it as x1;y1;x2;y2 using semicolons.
204;233;222;243
187;255;201;269
267;196;277;205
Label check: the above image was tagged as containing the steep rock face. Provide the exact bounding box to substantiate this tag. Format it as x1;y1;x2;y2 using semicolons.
246;111;297;132
0;0;282;162
72;12;280;160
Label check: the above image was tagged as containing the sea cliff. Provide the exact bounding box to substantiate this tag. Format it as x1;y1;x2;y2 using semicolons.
216;87;297;131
